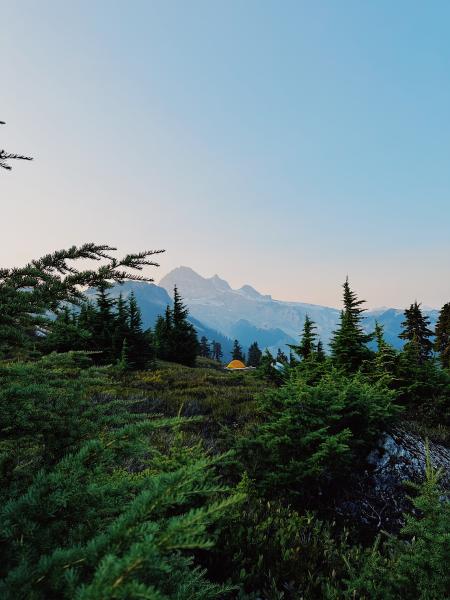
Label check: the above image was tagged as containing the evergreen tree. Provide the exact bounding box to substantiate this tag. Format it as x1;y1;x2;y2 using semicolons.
154;289;198;367
289;350;298;366
257;349;283;384
128;292;142;337
232;339;245;362
395;333;450;406
276;348;288;364
170;287;199;367
199;336;211;358
92;282;117;363
316;339;326;362
43;306;91;354
113;293;130;351
211;341;223;362
371;321;397;382
434;302;450;369
154;306;173;361
330;278;373;372
172;286;189;324
45;291;154;371
78;301;96;334
116;337;130;374
247;341;262;367
399;301;434;363
289;315;317;361
126;292;154;370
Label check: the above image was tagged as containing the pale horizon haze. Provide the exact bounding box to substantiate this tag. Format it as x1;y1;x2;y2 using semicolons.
1;1;450;309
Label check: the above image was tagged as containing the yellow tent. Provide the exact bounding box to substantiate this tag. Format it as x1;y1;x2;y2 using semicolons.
226;359;246;370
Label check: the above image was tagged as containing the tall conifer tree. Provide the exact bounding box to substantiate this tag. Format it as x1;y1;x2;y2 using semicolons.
199;336;211;358
330;277;372;372
154;306;173;361
154;289;198;366
289;314;317;361
126;292;154;369
115;293;129;333
232;339;245;362
211;341;223;362
434;302;450;369
372;321;397;381
399;302;434;363
92;283;117;363
316;339;326;362
172;286;189;326
247;341;262;367
276;348;288;364
170;287;199;366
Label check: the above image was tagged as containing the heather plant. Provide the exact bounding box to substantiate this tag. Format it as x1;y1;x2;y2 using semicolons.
214;479;358;599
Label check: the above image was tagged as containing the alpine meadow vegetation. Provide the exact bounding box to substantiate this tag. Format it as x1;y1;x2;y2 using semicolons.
0;245;449;599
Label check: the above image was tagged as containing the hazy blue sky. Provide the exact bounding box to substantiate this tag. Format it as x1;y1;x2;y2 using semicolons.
2;1;449;308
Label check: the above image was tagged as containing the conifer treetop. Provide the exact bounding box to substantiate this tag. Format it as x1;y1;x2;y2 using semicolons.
399;301;434;362
434;302;450;368
330;277;373;372
289;314;318;361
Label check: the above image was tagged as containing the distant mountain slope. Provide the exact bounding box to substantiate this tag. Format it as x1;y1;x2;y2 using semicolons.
159;267;340;351
159;267;439;352
229;319;296;351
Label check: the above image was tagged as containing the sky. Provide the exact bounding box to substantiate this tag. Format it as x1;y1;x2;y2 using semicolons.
1;0;449;309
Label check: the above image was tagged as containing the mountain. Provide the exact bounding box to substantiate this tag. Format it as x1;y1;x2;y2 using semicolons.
159;267;340;354
159;267;439;353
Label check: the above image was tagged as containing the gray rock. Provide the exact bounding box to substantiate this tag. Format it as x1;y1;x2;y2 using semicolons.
336;426;450;533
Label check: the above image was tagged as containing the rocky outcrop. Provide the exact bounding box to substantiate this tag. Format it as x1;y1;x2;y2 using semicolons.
368;427;450;489
336;426;450;534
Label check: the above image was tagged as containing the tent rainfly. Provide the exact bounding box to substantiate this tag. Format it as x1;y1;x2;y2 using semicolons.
226;359;246;370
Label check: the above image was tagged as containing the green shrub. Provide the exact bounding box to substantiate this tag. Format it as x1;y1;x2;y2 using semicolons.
235;368;400;502
0;419;243;599
0;352;140;499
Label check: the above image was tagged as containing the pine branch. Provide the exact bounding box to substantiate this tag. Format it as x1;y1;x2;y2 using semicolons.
0;244;165;357
0;121;33;170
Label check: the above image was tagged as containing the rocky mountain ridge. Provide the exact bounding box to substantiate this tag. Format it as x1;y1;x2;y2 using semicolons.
159;266;439;353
